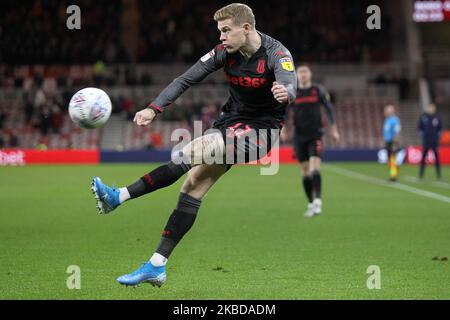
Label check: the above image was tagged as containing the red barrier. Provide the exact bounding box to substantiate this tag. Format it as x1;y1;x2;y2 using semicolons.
406;146;450;165
0;149;99;165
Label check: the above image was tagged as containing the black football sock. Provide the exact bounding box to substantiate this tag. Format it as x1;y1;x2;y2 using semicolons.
155;193;201;258
419;150;427;178
126;161;191;199
312;170;322;199
302;176;314;203
434;149;442;179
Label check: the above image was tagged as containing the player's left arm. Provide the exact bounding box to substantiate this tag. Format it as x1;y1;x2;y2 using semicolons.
268;46;297;104
280;107;293;143
437;116;443;137
318;85;340;143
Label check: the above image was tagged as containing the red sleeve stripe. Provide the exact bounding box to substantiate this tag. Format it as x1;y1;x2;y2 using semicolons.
147;104;163;113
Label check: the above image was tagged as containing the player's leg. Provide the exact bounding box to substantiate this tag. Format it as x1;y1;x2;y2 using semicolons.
301;160;316;218
91;132;224;214
116;164;229;287
433;146;442;179
306;139;323;215
300;161;313;203
309;155;322;215
293;136;315;217
386;142;398;181
91;161;192;214
418;146;428;179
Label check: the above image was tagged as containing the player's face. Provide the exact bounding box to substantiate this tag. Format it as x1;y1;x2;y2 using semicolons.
427;104;436;114
297;67;312;85
217;19;246;53
384;105;395;117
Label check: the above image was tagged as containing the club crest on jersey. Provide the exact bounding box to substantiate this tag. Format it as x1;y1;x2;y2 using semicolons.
201;50;215;62
257;59;265;74
279;57;294;72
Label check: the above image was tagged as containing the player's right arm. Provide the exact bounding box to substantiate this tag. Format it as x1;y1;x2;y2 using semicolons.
134;45;227;127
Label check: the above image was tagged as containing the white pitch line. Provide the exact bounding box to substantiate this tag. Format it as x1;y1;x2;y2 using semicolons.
324;165;450;204
403;176;421;184
432;180;450;189
403;175;450;190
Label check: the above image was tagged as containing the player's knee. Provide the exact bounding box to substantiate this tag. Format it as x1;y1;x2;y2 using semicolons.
302;170;311;178
311;169;320;176
182;168;205;193
188;169;203;186
300;163;309;176
309;159;321;173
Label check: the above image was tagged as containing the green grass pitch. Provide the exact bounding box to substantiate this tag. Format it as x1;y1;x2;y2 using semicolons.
0;163;449;299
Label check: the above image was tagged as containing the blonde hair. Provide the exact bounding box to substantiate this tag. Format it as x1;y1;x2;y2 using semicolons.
213;3;256;28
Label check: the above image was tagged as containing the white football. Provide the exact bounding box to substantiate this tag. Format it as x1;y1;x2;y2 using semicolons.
68;87;112;129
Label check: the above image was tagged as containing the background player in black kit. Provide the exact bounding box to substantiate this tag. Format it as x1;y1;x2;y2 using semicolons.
417;103;443;180
281;65;339;218
91;3;297;287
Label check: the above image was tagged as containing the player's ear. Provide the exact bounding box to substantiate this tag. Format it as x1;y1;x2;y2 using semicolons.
242;22;251;34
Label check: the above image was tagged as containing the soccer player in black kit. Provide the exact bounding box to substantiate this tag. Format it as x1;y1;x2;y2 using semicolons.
418;103;443;180
91;3;297;287
281;65;339;218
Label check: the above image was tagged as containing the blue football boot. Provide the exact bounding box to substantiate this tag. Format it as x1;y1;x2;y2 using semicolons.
91;177;120;214
116;262;166;287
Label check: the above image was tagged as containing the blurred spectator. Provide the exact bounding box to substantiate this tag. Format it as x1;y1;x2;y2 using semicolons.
9;131;20;148
34;86;47;109
392;70;410;101
0;0;127;64
25;99;34;124
94;60;106;87
0;107;7;129
51;106;64;134
371;70;410;100
440;129;450;146
1;0;392;65
39;106;52;135
201;103;218;128
121;97;136;121
140;72;153;86
0;133;4;148
146;128;163;150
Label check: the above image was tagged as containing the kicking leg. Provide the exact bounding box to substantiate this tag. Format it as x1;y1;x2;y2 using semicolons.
91;161;192;214
92;132;224;214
